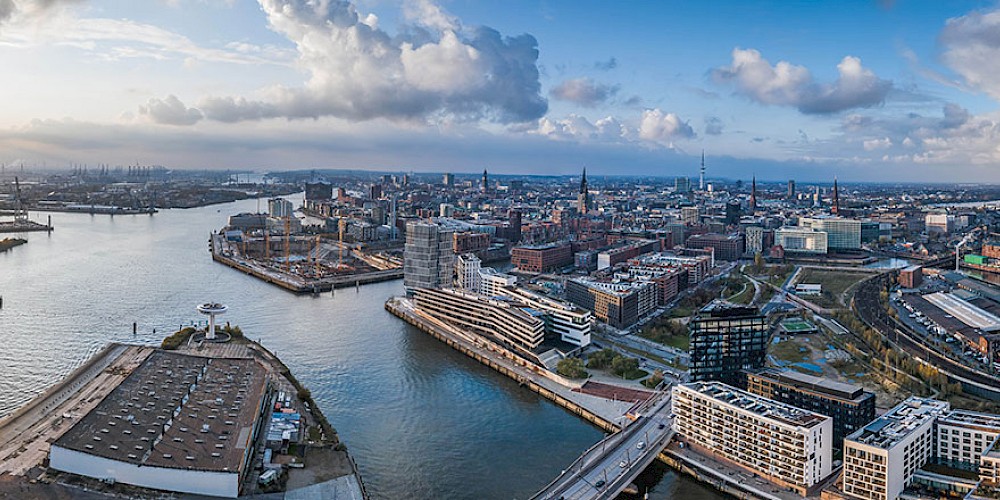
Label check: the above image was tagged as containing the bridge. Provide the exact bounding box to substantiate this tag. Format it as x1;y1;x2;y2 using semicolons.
532;392;674;500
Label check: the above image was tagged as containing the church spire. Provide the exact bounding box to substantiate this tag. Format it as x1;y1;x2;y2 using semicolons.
580;167;588;194
832;176;840;215
749;175;757;212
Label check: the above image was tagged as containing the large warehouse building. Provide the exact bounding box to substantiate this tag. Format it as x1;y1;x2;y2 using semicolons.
49;351;271;498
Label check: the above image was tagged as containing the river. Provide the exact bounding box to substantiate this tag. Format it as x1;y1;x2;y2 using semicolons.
0;194;723;499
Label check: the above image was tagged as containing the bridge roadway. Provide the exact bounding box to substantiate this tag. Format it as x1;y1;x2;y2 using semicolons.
532;393;674;500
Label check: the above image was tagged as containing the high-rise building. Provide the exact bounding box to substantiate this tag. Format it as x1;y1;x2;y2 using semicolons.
404;221;455;294
672;382;833;496
699;151;706;191
788;179;796;199
267;198;294;218
675;176;691;193
832;177;840;215
681;206;700;225
725;200;741;225
508;208;522;244
369;183;382;200
776;226;829;254
577;168;590;215
689;301;769;387
745;368;876;448
442;173;454;186
800;217;861;250
455;253;482;292
745;225;765;256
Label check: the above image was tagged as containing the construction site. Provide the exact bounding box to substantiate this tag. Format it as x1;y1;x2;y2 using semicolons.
212;214;403;294
0;177;53;233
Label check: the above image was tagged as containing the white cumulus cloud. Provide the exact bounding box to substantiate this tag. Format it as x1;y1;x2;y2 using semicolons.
549;78;618;107
712;48;891;114
941;8;1000;101
138;95;203;126
638;109;695;143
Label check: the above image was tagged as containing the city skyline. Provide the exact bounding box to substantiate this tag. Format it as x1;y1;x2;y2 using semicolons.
2;1;1000;181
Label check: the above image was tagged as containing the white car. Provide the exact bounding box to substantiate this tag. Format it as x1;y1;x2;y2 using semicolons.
619;460;628;468
636;441;645;450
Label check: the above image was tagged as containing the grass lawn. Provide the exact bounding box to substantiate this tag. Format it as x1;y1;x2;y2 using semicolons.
622;368;650;380
770;339;810;364
726;280;754;305
658;334;689;350
795;269;870;309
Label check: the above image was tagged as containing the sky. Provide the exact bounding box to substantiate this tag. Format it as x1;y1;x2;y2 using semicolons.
2;0;1000;181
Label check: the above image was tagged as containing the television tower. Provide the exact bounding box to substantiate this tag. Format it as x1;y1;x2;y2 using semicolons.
699;150;706;191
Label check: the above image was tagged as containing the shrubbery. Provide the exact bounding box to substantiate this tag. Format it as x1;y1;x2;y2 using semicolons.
161;327;196;350
556;357;588;379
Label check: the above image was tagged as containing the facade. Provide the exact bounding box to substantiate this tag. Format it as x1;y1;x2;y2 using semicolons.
936;410;1000;472
453;231;490;254
442;173;454;186
745;368;876;447
685;233;745;261
746;225;765;256
689;301;769;387
49;351;271;498
630;252;712;285
681;206;700;225
304;181;333;201
899;265;923;289
510;242;573;273
800;217;861;250
414;287;545;356
565;278;656;329
675;176;691;193
925;213;954;234
776;227;829;254
479;267;517;297
597;239;658;270
455;253;482;292
842;398;950;500
506;287;592;347
404;221;455;294
629;266;684;305
267;198;294;218
672;382;833;496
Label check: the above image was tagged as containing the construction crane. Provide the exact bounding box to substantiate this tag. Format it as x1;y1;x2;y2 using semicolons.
284;216;291;272
13;177;28;222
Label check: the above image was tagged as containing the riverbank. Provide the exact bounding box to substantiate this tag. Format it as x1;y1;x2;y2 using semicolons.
0;237;26;252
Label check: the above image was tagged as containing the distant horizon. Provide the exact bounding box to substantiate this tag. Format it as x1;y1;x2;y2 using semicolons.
2;2;1000;182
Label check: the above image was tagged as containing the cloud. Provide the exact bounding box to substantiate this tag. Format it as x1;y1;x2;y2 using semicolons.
638;109;695;143
712;48;892;114
0;0;82;27
704;116;724;135
594;57;617;71
549;78;618;107
138;95;203;126
940;7;1000;100
187;0;546;125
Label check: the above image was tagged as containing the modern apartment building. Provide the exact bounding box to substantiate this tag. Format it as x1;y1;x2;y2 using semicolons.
479;267;517;297
936;410;1000;472
404;221;455;294
455;253;482;292
842;398;950;500
597;239;658;270
565;278;656;329
506;287;592;347
689;301;769;387
629;252;712;285
745;368;876;447
672;382;833;496
413;287;545;356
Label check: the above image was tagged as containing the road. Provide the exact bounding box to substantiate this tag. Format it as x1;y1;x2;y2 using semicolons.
532;395;674;500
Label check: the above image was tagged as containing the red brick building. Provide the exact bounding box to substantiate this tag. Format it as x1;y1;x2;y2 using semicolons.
511;242;573;273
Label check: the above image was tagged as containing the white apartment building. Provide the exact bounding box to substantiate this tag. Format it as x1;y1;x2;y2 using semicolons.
842;397;950;500
479;267;517;297
936;410;1000;472
455;253;482;292
776;226;829;254
672;382;833;496
506;287;592;347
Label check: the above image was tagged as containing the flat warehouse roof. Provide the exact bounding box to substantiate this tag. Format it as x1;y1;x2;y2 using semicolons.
54;350;268;473
924;292;1000;330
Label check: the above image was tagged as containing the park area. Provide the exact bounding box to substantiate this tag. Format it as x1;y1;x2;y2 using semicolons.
793;268;872;310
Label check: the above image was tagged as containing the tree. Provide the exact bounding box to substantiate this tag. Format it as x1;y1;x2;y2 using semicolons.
556;358;588;379
611;356;640;377
586;348;617;369
753;252;764;273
